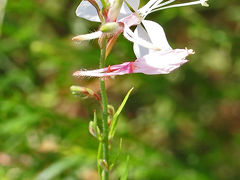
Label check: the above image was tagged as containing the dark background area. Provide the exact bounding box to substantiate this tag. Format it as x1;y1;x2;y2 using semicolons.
0;0;240;179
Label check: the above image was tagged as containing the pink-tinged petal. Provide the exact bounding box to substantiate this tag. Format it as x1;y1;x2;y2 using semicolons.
76;0;102;22
142;20;172;50
73;48;194;77
119;12;141;27
133;24;151;58
73;62;133;77
134;49;194;74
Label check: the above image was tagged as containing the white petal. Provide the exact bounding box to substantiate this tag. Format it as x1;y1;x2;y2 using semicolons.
142;20;172;50
133;25;151;58
124;25;161;55
76;0;102;22
117;2;133;20
125;0;140;11
134;49;192;75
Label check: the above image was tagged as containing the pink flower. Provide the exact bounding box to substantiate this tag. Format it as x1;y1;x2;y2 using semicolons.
73;48;194;77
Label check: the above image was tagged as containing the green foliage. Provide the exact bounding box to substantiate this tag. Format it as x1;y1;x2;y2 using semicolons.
0;0;240;179
109;87;134;140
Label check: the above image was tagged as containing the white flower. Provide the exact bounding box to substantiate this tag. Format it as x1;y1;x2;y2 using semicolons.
123;0;209;57
74;0;208;57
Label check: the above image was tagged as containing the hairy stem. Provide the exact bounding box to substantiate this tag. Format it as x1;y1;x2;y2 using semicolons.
99;37;109;180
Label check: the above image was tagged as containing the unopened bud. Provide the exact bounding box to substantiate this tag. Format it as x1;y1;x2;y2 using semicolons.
107;0;123;22
89;121;101;139
70;85;101;101
89;121;96;137
100;22;122;33
72;31;102;41
98;159;109;171
107;105;115;116
107;105;115;126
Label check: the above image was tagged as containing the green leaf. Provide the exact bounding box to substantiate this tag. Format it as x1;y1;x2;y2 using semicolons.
97;142;103;180
109;88;134;139
120;156;130;180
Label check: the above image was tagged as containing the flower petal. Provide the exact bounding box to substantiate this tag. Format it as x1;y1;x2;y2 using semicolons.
134;49;194;74
117;2;133;20
125;0;140;11
73;48;194;77
133;25;151;58
76;0;102;22
141;20;172;50
73;62;133;77
124;25;161;55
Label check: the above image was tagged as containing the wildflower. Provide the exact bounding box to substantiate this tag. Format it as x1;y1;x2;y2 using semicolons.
74;0;208;55
123;0;209;56
73;48;194;77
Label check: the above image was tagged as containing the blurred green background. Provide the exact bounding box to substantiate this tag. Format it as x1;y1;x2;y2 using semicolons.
0;0;240;179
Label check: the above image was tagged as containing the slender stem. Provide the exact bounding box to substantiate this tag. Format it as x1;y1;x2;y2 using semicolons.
99;37;109;180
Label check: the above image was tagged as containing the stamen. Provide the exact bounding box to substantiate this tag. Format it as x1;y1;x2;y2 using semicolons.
139;0;164;16
150;0;209;13
144;0;175;18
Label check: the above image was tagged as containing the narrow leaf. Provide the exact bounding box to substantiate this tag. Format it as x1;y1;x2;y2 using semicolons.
109;88;134;139
97;142;102;179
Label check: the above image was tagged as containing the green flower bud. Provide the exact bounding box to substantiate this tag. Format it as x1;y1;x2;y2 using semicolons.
100;22;122;33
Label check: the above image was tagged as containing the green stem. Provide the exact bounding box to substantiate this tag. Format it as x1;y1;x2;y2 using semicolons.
99;37;109;180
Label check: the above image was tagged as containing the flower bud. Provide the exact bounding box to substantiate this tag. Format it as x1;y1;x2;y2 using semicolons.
72;31;102;41
98;159;109;171
89;121;96;137
107;105;115;126
107;0;123;22
100;22;122;33
89;121;101;139
70;85;101;101
107;105;115;116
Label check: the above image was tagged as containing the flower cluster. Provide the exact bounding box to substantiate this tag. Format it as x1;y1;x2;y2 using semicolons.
73;0;208;77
